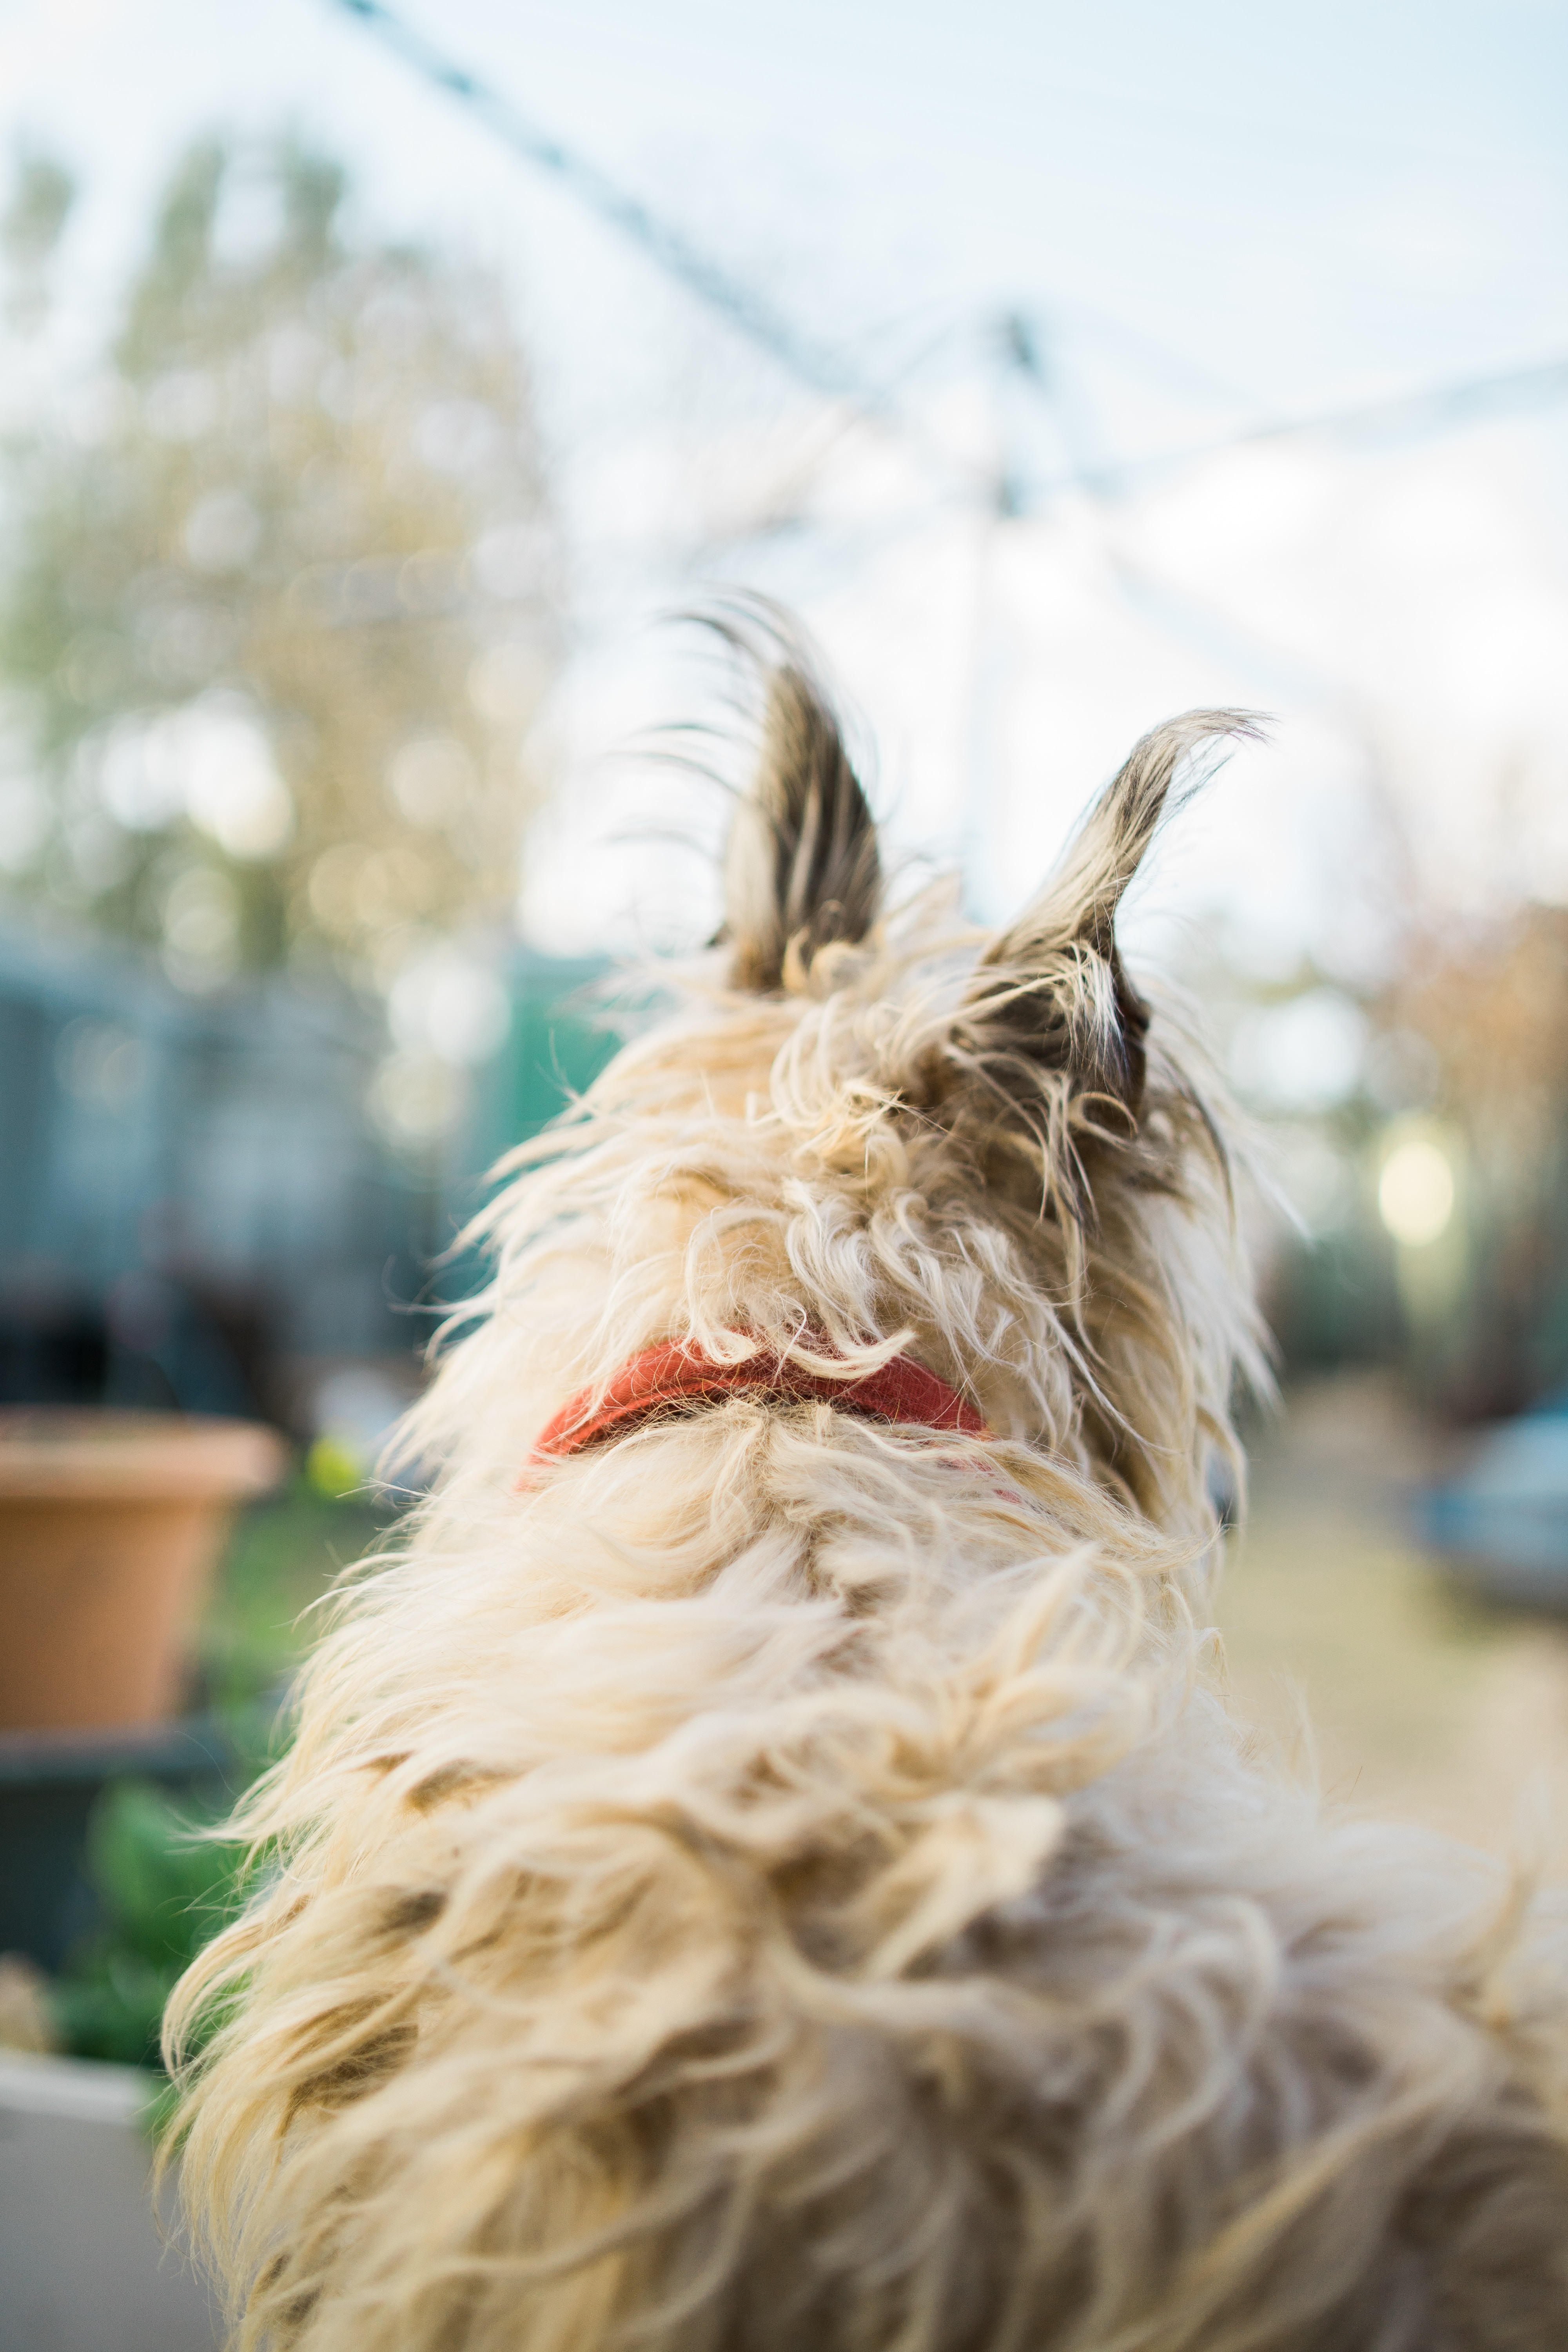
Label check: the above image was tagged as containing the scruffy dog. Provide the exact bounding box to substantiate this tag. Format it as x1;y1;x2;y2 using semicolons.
170;629;1568;2351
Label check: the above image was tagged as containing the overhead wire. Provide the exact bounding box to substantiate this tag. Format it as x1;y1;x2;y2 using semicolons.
1016;351;1568;506
326;0;1568;524
326;0;1567;752
328;0;874;408
321;0;1568;965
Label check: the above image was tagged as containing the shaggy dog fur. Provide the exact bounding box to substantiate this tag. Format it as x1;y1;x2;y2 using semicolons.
169;630;1568;2351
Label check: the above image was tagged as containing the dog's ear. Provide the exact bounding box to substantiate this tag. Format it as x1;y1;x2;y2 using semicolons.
722;659;882;993
954;710;1261;1130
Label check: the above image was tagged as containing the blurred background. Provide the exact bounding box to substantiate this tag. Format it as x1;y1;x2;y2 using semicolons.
1;0;1568;2080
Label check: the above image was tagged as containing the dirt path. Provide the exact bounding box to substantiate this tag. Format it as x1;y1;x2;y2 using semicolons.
1217;1375;1568;1858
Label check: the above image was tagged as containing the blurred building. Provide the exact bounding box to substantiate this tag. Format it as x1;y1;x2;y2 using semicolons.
0;918;613;1429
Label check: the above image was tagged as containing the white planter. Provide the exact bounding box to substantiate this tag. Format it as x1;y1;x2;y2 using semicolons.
0;2051;218;2352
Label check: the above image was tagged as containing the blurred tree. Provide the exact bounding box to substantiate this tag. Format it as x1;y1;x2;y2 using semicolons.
1;147;75;332
1376;905;1568;1418
0;134;558;1002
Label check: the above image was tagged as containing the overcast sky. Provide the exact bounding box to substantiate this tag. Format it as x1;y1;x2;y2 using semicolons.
3;0;1566;981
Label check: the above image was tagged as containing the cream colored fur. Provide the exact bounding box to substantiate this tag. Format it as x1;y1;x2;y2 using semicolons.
168;637;1568;2350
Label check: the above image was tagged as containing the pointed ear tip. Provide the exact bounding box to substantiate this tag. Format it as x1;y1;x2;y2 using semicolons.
1214;708;1272;744
1114;710;1270;793
1169;707;1271;743
1152;708;1272;782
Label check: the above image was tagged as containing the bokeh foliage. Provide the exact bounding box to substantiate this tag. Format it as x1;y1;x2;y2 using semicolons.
0;134;558;989
50;1479;386;2074
49;1776;247;2073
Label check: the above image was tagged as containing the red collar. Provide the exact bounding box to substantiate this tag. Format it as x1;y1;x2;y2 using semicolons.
529;1339;989;1466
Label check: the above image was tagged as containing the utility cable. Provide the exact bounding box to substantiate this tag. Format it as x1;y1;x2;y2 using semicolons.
1022;352;1568;503
327;0;865;404
327;0;1568;679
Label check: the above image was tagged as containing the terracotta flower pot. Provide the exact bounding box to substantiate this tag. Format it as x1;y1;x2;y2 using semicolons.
0;1411;286;1735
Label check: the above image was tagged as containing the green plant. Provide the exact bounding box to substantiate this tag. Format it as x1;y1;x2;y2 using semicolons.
49;1778;249;2073
47;1475;392;2074
200;1473;385;1716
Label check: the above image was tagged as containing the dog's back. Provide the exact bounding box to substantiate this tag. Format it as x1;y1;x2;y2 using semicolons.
168;631;1568;2350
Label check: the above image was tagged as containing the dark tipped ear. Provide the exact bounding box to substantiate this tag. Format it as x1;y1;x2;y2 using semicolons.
723;659;882;993
965;709;1263;1114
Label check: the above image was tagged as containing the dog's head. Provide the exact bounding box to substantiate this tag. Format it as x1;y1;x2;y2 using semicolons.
459;624;1265;1543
